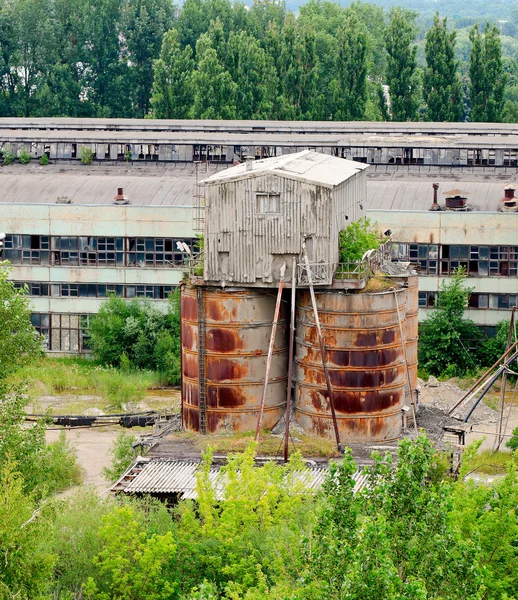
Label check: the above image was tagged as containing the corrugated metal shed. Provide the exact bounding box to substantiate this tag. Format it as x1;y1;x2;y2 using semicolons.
112;457;368;499
205;150;368;187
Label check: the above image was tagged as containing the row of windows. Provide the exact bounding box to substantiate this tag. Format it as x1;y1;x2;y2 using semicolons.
393;244;518;277
31;313;90;353
419;291;518;310
15;282;176;299
3;235;197;268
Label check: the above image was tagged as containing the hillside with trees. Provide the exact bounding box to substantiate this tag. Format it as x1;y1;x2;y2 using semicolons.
0;0;515;121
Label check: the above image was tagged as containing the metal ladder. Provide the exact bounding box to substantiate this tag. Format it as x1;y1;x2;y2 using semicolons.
197;287;207;434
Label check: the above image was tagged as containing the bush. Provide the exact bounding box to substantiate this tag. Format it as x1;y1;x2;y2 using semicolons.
103;430;137;482
507;427;518;451
39;153;49;165
88;292;181;384
18;147;31;164
80;146;94;165
339;217;380;262
2;144;14;165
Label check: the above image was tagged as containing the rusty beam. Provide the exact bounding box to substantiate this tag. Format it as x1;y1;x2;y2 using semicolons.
393;290;417;432
255;263;286;442
448;338;518;416
302;242;342;452
284;257;296;462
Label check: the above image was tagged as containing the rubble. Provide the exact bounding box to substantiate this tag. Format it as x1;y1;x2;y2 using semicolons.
417;378;497;424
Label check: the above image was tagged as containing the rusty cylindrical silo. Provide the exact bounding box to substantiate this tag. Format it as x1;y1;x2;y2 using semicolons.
181;286;288;433
295;288;407;442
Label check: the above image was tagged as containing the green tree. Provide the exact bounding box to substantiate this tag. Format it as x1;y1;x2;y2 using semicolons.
424;13;462;122
469;23;506;122
122;0;174;116
0;263;42;379
0;462;56;599
150;29;195;118
306;435;482;599
226;30;278;119
419;267;484;376
83;505;179;600
331;11;368;120
384;7;418;121
190;47;237;119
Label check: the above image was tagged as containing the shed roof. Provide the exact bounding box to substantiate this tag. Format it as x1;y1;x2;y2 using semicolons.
111;457;368;499
204;150;369;188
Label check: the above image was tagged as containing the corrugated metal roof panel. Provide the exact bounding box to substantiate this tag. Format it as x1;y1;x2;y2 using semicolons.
204;150;369;188
112;458;368;498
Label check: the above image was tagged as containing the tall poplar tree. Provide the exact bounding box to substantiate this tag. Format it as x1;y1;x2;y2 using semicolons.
469;23;506;122
424;13;462;122
331;11;368;121
150;29;195;119
384;7;418;122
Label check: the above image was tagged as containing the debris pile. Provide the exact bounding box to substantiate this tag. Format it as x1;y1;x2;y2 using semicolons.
417;377;497;424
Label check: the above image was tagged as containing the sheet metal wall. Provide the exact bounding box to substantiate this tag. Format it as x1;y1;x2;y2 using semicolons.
294;288;407;442
204;172;366;286
181;286;288;433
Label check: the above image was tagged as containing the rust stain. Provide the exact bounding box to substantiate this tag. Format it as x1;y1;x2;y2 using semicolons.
206;328;243;353
206;358;249;381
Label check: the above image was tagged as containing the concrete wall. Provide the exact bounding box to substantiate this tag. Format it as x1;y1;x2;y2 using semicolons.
368;209;518;326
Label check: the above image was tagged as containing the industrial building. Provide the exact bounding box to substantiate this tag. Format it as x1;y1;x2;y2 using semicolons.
181;151;418;443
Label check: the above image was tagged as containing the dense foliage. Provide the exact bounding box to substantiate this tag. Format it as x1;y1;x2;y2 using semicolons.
88;291;181;384
1;434;518;599
0;0;511;121
339;217;380;262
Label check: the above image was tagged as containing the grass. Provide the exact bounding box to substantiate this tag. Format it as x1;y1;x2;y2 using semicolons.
9;357;171;411
192;429;342;458
464;449;517;475
357;272;394;294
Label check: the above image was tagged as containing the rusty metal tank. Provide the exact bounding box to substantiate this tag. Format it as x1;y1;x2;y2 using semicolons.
181;286;288;433
295;289;407;442
404;275;419;398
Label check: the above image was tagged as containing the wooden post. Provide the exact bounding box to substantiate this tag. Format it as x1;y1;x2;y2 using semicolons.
255;263;286;442
394;290;418;432
284;257;297;462
302;243;342;452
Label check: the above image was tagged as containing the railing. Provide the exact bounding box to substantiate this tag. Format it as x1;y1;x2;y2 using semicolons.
188;251;204;278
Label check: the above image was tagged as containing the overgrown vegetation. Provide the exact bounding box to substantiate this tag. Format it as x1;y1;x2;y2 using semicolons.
88;291;181;385
103;430;137;482
79;146;94;165
1;434;518;599
338;217;381;263
18;147;31;164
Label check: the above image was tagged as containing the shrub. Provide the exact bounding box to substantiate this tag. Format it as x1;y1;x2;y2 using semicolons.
39;153;49;165
18;147;31;164
80;146;94;165
339;217;380;262
507;427;518;451
2;144;14;165
103;430;137;482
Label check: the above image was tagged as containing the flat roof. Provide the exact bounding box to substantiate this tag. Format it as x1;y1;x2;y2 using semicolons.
0;164;213;206
204;150;368;187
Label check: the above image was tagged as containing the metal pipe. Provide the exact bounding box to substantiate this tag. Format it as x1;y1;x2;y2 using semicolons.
302;242;342;452
448;338;518;416
464;349;518;422
393;290;418;432
255;263;286;442
284;257;297;463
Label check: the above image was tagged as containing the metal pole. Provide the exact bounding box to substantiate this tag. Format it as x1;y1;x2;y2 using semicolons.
302;242;342;452
255;263;286;442
448;338;518;416
393;290;418;432
495;307;517;450
284;257;297;462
